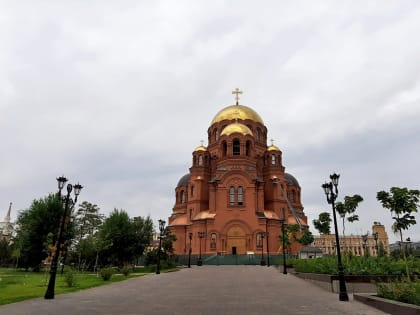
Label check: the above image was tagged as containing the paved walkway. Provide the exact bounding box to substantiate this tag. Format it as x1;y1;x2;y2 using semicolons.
0;266;388;315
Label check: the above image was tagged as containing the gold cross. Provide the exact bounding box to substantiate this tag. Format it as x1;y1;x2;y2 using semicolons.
271;139;275;146
200;140;204;146
232;88;243;105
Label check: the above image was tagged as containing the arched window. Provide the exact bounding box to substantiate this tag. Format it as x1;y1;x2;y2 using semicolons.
291;190;296;203
210;233;217;250
256;128;260;141
233;140;240;155
189;209;193;220
181;190;186;203
229;186;235;206
176;192;179;203
256;232;263;248
271;154;276;165
191;186;194;197
237;186;243;205
198;155;203;166
246;141;251;156
215;130;219;141
222;141;227;157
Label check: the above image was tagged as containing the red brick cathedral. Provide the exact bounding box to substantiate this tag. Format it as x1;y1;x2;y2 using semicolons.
168;91;308;256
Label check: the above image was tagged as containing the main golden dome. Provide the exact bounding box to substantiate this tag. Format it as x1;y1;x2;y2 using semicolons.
220;122;254;136
211;105;264;125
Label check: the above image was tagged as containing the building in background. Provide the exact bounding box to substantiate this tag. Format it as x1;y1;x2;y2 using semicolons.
312;222;390;256
0;202;13;242
168;91;308;256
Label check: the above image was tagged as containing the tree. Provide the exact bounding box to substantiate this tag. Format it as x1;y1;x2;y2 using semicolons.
97;209;136;267
335;194;363;236
132;216;154;261
0;239;12;266
13;194;74;271
313;212;332;235
97;210;153;267
74;202;103;240
377;187;420;277
297;227;315;246
73;201;103;269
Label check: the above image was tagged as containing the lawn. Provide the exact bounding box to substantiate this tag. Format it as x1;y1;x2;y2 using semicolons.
0;268;149;305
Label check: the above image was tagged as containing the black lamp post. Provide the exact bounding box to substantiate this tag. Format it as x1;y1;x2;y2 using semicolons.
280;208;287;274
188;232;193;268
45;176;82;300
156;219;166;275
197;232;205;266
260;232;266;266
322;173;349;302
373;232;379;256
266;230;270;267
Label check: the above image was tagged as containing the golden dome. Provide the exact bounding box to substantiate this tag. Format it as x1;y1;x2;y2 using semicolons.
194;145;207;152
211;105;264;125
220;122;254;137
267;145;280;151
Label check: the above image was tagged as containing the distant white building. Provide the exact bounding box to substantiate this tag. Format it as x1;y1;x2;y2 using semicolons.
0;202;13;242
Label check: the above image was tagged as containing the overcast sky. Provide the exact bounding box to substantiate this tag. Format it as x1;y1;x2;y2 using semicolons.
1;1;419;243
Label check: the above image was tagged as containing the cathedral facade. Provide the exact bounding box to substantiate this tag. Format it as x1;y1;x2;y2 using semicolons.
168;93;308;256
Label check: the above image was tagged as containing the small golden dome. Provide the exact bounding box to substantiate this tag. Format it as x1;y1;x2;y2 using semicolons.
220;122;254;137
267;145;280;151
211;105;264;125
194;145;207;152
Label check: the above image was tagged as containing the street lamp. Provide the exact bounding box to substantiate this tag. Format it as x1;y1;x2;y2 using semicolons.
260;232;266;266
373;232;379;256
322;173;349;302
197;232;205;266
266;230;270;267
188;232;193;268
156;219;166;274
280;208;287;274
45;176;82;300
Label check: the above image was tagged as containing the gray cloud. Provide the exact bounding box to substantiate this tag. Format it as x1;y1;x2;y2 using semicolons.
1;1;420;243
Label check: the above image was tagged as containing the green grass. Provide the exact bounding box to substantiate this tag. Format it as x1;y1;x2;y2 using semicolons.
0;268;151;305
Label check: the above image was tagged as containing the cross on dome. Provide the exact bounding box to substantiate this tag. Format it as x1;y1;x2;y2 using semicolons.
232;88;243;105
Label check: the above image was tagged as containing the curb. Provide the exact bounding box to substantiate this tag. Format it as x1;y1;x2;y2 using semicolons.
354;293;420;315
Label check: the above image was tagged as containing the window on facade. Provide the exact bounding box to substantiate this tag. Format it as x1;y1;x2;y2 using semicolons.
291;190;295;203
237;186;243;205
198;155;203;166
246;141;251;156
215;130;219;141
229;186;235;206
222;141;227;156
189;209;193;220
256;128;260;141
210;233;217;250
181;190;186;203
191;186;194;197
256;232;263;248
176;192;179;203
271;154;276;165
233;140;240;155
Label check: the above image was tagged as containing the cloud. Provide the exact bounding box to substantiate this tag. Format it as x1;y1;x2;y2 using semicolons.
1;1;419;243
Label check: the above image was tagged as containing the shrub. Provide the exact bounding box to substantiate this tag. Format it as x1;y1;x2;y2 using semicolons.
100;268;114;281
64;270;76;287
377;279;420;306
120;266;131;277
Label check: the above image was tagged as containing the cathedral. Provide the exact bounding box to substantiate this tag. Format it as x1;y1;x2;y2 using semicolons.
168;90;308;256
